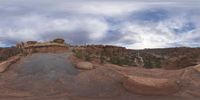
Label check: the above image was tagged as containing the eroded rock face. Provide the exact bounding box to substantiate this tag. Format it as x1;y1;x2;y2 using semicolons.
16;39;68;54
123;76;180;95
73;45;200;69
76;62;93;70
24;46;68;54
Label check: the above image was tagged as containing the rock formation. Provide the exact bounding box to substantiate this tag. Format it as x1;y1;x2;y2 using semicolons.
16;39;68;54
123;75;180;95
73;45;200;69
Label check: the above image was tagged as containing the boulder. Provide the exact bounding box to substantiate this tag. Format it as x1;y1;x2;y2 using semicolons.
123;76;180;95
76;62;93;70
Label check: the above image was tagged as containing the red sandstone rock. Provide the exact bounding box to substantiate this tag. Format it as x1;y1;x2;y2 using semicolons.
0;55;20;73
123;75;180;95
22;40;68;54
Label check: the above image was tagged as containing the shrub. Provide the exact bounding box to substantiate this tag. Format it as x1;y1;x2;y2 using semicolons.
85;53;92;61
74;50;84;59
144;59;161;68
110;56;131;66
73;49;92;61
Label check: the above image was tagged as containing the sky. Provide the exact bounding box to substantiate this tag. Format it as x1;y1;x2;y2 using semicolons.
0;0;200;49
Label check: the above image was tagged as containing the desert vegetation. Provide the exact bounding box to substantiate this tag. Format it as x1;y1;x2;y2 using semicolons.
73;45;200;69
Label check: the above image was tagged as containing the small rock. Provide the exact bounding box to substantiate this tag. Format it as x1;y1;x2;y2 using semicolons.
76;62;93;70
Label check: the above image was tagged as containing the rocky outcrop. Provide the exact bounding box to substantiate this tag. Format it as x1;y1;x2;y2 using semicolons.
76;62;93;70
23;43;68;54
0;55;21;73
123;76;180;95
16;39;68;54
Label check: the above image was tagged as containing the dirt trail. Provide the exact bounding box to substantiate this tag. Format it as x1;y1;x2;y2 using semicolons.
0;53;199;100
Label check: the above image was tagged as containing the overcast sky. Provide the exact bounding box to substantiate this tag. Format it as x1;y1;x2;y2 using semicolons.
0;0;200;49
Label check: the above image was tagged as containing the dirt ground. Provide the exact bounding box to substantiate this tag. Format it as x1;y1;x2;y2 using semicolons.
0;53;200;100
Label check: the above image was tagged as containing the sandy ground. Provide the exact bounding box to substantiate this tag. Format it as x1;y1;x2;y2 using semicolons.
0;53;200;100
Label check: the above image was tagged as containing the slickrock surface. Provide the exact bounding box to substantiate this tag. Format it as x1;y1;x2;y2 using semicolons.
0;52;199;100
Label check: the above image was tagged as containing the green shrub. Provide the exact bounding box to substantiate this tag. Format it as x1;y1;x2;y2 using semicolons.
144;59;161;68
110;56;122;65
109;56;133;66
85;53;92;61
74;51;84;59
73;50;92;61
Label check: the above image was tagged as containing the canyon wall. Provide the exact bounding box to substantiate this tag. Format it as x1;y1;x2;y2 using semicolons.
73;45;200;69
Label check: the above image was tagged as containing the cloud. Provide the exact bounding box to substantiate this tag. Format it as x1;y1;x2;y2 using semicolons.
116;9;200;49
0;0;200;49
0;14;109;45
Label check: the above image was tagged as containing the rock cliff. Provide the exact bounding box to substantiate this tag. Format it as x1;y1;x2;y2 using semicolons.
17;38;68;54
